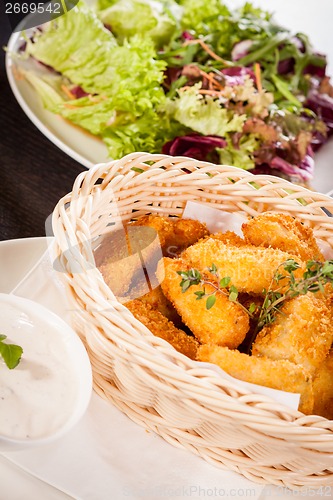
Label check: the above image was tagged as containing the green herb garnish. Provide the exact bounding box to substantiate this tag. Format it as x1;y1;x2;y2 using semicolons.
177;265;253;316
256;258;333;332
0;335;23;369
178;258;333;346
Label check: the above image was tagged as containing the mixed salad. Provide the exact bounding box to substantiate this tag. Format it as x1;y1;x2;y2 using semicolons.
15;0;333;184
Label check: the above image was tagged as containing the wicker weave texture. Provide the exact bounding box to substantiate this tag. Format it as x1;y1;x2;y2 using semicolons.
52;153;333;489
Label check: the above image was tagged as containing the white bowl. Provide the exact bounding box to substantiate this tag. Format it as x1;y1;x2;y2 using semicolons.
0;293;92;451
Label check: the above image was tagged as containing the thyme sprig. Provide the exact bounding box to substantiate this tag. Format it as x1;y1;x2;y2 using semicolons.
177;265;254;315
178;259;333;336
256;258;333;332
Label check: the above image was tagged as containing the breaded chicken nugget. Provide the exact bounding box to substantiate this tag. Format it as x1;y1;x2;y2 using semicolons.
123;283;182;327
156;257;249;348
313;349;333;420
126;300;199;360
131;215;209;258
242;212;324;262
96;225;161;296
182;238;304;296
252;294;333;375
197;345;313;415
205;231;247;247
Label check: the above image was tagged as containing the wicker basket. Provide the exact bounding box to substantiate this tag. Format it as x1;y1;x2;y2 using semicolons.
52;153;333;489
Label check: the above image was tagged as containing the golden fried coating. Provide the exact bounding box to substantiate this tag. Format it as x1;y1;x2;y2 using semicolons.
182;238;304;296
242;212;324;262
313;349;333;420
208;231;247;247
156;257;249;348
131;215;209;258
125;300;199;360
252;294;333;375
197;345;313;415
96;225;161;296
123;283;182;326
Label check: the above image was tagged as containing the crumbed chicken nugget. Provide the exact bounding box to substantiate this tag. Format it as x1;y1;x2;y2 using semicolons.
313;349;333;420
206;231;247;247
242;212;324;262
252;294;333;375
197;345;313;415
126;300;199;360
131;215;209;258
156;257;249;348
182;238;304;296
96;225;161;296
123;283;182;327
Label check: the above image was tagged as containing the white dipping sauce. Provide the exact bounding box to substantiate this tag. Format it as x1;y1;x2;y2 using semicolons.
0;302;78;440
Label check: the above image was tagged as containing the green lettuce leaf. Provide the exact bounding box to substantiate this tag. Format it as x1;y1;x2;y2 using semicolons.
178;0;279;58
180;0;230;36
23;2;169;158
26;2;119;95
98;0;181;48
20;69;64;111
102;109;184;157
97;0;119;10
164;84;246;136
218;134;260;170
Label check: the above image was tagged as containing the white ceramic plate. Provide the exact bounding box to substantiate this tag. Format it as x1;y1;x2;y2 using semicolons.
5;0;333;192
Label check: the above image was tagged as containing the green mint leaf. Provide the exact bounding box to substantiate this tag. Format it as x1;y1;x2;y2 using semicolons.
220;276;231;288
0;336;23;370
206;294;216;310
194;290;205;300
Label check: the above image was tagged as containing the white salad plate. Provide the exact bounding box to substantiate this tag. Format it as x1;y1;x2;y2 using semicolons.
0;237;330;500
5;0;333;193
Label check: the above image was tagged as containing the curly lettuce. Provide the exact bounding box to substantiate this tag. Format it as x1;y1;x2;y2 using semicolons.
218;134;259;170
164;84;246;136
98;0;182;48
23;1;169;158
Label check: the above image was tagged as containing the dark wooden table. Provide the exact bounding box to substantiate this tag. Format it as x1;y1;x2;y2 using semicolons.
0;13;84;241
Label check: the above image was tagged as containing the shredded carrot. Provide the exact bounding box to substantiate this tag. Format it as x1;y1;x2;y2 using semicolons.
61;84;76;100
183;39;231;65
179;85;223;97
254;63;262;93
199;70;224;90
198;89;223;96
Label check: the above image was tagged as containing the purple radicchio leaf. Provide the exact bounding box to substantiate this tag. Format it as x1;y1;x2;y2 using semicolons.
220;66;255;85
162;134;227;162
306;90;333;131
231;40;253;62
70;85;90;99
269;148;314;182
